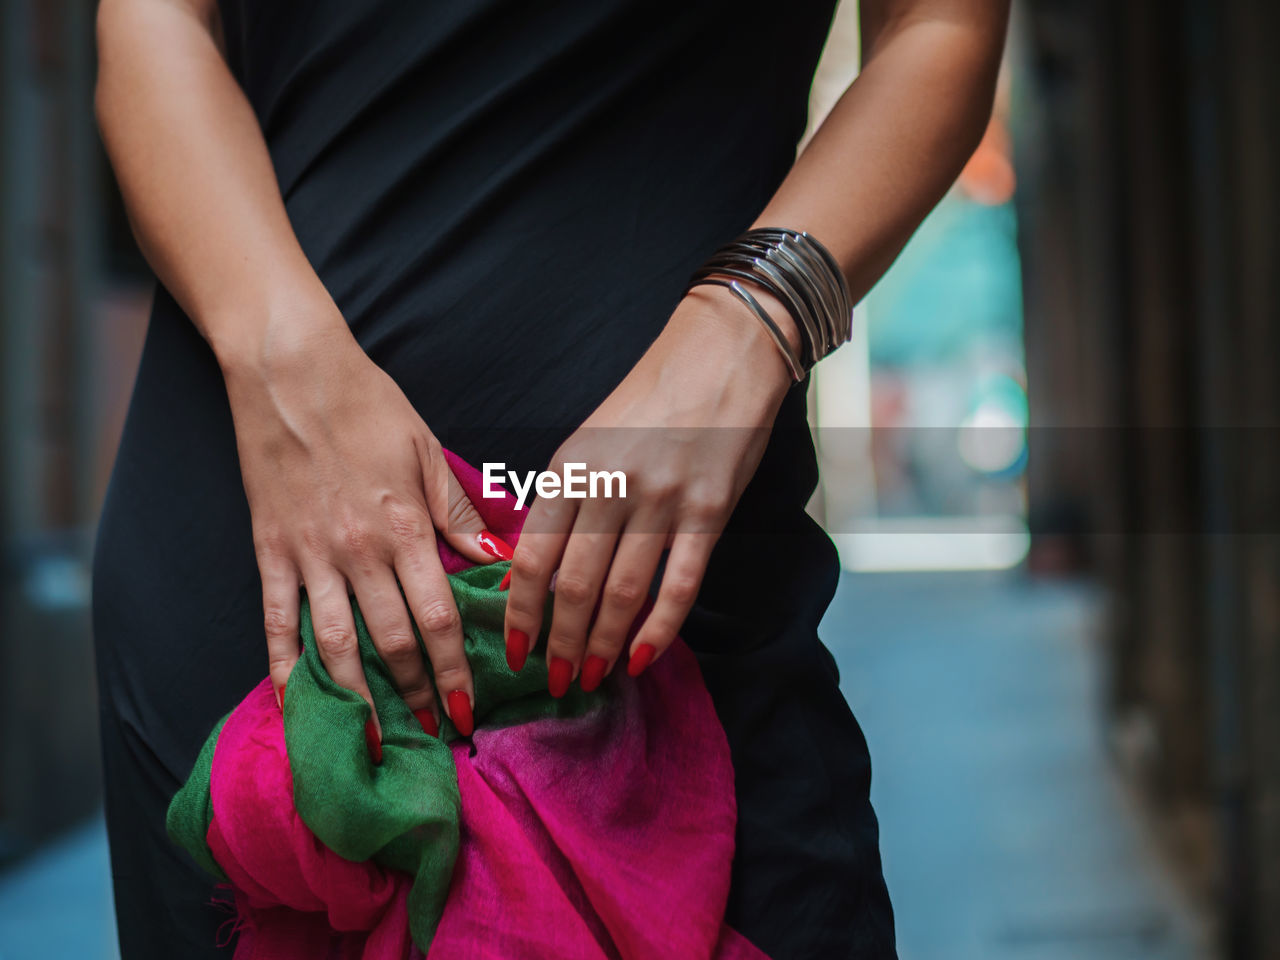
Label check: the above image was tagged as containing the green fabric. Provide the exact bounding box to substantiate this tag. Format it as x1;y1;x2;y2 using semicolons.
168;560;598;950
165;712;230;883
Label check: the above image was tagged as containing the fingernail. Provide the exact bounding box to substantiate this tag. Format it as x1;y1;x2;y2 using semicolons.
477;530;514;561
364;718;383;764
448;690;474;737
506;629;529;672
499;568;512;591
413;708;439;738
276;682;286;711
580;655;608;693
548;657;573;698
626;643;657;678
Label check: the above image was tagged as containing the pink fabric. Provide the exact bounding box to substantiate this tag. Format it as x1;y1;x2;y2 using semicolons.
200;453;769;959
207;681;423;960
430;641;764;959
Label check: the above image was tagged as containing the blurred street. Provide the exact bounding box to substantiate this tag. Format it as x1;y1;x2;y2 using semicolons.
822;570;1209;960
0;569;1208;960
0;817;118;960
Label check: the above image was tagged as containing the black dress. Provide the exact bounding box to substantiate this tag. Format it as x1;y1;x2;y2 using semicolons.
92;2;896;957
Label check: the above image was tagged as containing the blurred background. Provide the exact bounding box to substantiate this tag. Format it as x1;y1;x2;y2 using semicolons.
1;0;1277;958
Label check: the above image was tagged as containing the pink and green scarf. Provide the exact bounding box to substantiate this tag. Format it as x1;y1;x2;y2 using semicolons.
167;452;767;959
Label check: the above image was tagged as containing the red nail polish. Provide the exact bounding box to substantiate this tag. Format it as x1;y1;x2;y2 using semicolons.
413;708;439;738
548;657;573;699
364;718;383;764
276;683;286;711
477;530;514;561
580;655;608;692
499;568;512;591
506;629;529;672
627;643;657;678
448;690;474;737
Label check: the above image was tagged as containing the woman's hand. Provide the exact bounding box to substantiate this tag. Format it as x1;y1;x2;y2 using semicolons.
221;306;508;746
502;284;798;694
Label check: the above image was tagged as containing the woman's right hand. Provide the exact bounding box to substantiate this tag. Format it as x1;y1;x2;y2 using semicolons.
97;0;511;750
219;305;508;749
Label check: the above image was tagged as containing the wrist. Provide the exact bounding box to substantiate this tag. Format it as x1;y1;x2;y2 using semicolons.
658;286;796;417
680;282;803;394
210;293;354;385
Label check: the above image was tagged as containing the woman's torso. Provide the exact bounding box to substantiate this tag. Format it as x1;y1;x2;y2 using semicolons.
102;1;844;672
216;0;836;451
94;13;889;955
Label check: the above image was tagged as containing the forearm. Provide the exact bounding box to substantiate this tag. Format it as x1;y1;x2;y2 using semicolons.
749;0;1009;351
95;0;341;371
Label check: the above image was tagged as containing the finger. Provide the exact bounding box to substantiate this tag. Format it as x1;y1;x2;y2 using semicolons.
503;495;576;674
417;435;509;565
302;564;383;759
627;530;717;677
396;530;474;736
581;520;667;692
544;508;621;697
259;549;301;711
348;565;438;728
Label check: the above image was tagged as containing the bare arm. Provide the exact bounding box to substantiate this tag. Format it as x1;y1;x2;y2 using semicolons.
506;0;1010;689
96;0;326;355
755;0;1010;308
96;0;498;744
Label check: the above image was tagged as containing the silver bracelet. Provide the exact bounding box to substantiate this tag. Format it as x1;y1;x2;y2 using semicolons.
685;227;854;381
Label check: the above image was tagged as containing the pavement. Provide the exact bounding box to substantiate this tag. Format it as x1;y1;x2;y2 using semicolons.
0;816;118;960
822;570;1211;960
0;570;1208;960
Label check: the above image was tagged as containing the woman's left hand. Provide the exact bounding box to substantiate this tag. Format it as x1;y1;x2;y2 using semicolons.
503;282;800;694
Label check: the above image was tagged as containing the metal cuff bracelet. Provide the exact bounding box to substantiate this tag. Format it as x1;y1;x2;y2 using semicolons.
685;227;854;381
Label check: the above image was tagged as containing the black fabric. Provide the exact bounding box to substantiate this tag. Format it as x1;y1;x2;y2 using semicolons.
92;2;896;957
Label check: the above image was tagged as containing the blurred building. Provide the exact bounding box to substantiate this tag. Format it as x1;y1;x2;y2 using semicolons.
1;0;101;853
0;0;149;857
1017;1;1280;956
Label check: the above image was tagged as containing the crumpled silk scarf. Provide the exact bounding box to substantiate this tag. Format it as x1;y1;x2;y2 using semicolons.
167;452;768;960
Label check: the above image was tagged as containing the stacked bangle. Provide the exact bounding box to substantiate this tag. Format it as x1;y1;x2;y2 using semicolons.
686;227;854;382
